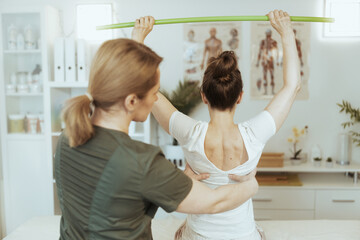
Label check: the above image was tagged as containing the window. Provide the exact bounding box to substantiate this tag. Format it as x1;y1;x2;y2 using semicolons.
324;0;360;37
76;4;113;41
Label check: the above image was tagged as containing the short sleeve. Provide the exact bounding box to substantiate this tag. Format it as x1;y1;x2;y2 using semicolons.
141;153;193;213
169;111;199;146
244;111;276;145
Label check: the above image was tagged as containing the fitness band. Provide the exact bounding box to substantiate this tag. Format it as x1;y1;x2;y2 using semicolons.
97;16;334;30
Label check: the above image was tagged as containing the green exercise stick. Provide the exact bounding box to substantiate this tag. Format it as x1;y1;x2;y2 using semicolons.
97;16;334;30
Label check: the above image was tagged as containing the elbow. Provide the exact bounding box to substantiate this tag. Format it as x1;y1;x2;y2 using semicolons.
250;178;259;197
295;78;301;93
293;83;301;95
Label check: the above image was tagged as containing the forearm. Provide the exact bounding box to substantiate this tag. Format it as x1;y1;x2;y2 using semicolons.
152;93;177;134
265;32;301;131
281;32;301;90
132;36;145;44
176;178;258;214
210;178;258;213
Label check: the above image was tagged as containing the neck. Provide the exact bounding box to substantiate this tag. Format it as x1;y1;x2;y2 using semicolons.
91;107;132;134
208;106;236;128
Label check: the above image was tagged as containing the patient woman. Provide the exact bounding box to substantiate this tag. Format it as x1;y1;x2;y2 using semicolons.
146;10;301;240
55;16;259;240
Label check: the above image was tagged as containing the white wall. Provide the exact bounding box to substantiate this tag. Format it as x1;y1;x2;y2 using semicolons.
115;0;360;163
1;0;359;163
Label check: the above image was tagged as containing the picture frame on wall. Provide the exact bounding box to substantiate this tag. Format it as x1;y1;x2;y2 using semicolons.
250;22;311;100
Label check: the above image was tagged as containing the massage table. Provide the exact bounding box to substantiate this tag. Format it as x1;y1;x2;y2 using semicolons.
3;215;360;240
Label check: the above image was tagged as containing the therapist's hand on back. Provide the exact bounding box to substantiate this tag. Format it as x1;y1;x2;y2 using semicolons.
184;163;210;181
229;169;257;183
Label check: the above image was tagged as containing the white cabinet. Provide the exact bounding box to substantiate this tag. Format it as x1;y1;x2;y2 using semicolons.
0;6;60;235
254;162;360;221
315;190;360;219
253;189;315;210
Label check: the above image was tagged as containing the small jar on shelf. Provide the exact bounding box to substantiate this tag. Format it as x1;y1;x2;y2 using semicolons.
7;24;17;50
325;157;334;168
26;113;39;134
8;114;25;133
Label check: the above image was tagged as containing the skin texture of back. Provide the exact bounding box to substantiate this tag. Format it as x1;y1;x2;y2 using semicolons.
204;123;249;171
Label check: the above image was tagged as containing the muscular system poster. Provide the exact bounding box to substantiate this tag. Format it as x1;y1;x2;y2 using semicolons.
250;22;310;100
183;22;242;81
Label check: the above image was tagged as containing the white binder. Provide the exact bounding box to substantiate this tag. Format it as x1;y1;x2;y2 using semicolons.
77;39;87;82
54;38;65;82
65;37;76;82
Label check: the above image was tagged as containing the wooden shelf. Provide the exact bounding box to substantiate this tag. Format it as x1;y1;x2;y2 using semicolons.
130;133;145;137
6;133;45;140
49;81;88;88
259;173;360;189
3;49;41;54
257;160;360;173
6;92;43;97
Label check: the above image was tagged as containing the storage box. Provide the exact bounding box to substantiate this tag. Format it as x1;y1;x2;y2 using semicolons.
257;152;284;167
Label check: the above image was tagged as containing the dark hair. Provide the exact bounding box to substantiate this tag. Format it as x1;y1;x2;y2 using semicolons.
201;51;243;111
62;39;163;147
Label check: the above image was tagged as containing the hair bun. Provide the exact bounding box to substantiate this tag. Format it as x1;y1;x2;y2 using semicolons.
211;51;238;82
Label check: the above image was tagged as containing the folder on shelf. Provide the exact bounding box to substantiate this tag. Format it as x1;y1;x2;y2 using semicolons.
54;38;65;82
77;39;88;82
65;37;76;82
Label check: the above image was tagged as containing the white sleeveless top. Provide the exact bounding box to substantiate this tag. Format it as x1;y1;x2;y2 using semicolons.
169;111;276;240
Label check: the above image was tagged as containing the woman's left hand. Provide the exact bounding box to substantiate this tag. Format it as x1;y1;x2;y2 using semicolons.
184;163;210;181
228;169;257;182
131;16;155;43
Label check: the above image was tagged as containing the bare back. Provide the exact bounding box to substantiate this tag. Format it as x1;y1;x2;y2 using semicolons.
204;124;249;171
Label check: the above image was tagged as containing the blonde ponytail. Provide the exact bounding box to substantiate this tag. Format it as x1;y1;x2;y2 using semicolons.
62;95;94;147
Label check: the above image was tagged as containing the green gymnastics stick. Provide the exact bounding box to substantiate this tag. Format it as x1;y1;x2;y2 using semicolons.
97;16;334;30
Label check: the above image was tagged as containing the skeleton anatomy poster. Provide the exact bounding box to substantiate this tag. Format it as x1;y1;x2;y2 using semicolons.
183;22;242;81
250;22;310;100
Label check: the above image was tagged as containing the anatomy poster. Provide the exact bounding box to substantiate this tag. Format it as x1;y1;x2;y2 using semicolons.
250;22;310;100
183;23;242;81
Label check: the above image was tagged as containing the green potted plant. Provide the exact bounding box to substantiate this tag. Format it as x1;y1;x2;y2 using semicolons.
337;100;360;147
313;157;322;167
326;157;333;168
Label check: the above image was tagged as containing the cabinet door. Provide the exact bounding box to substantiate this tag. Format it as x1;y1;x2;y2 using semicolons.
254;209;314;220
315;190;360;219
5;139;53;233
253;188;315;210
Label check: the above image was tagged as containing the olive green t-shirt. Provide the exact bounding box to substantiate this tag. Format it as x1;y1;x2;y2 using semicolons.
55;126;192;240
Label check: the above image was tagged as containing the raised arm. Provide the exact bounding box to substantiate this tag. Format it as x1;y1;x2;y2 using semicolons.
264;10;301;132
152;92;177;134
131;16;178;134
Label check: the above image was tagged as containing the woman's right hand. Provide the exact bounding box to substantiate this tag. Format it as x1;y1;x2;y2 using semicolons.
131;16;155;44
267;10;293;38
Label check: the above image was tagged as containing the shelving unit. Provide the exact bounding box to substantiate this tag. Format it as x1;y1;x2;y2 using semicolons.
254;160;360;220
0;6;61;235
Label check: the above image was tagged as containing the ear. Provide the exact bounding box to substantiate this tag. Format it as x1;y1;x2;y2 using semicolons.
200;91;209;105
236;91;244;104
124;94;139;112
